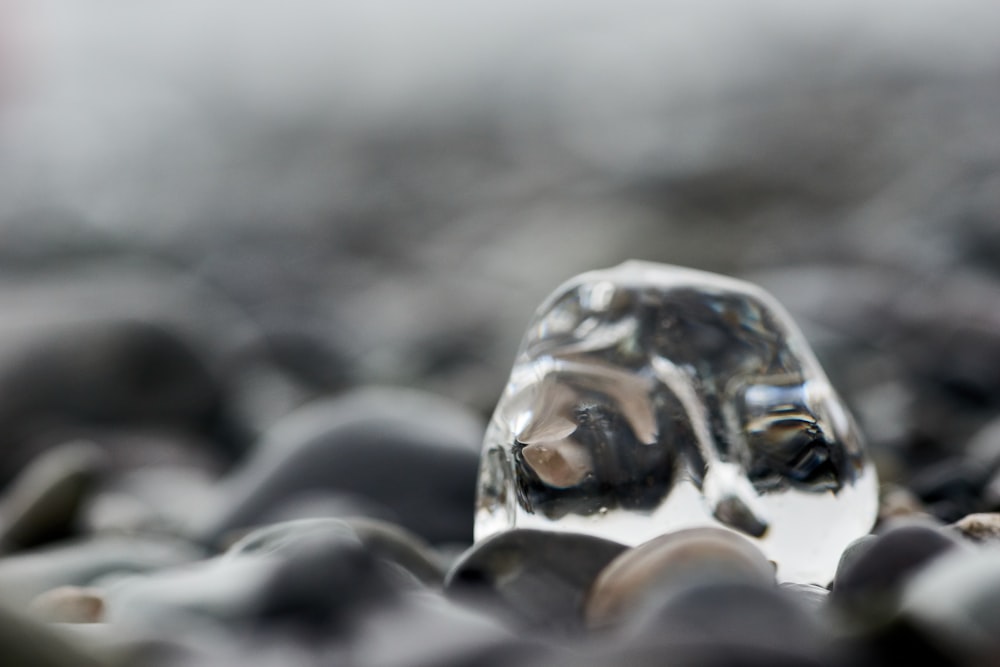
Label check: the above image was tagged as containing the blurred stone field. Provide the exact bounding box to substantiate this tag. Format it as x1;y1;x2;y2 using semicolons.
0;2;999;664
2;0;999;483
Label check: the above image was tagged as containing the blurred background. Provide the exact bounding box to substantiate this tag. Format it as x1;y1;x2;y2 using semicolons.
1;0;999;500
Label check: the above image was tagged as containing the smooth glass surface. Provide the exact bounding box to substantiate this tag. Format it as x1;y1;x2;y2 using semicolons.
476;261;878;584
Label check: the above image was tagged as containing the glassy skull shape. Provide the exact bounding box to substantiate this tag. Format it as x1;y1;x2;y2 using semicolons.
476;261;878;584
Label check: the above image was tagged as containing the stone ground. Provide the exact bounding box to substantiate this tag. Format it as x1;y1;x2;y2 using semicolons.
0;4;999;664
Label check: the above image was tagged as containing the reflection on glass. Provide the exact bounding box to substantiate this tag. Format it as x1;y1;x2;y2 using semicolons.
476;261;877;584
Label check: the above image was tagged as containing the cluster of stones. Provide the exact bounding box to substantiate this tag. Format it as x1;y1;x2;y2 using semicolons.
0;264;999;667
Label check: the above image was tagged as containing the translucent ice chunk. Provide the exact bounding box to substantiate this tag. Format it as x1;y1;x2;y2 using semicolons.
475;261;878;584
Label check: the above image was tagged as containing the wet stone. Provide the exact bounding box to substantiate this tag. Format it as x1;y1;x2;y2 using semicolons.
832;520;964;619
477;261;878;584
444;528;627;635
199;387;483;547
626;580;828;663
585;527;775;630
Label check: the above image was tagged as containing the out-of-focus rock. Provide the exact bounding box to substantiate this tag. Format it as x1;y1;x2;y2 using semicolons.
585;528;775;630
198;387;484;547
445;529;626;635
28;586;105;624
0;441;106;552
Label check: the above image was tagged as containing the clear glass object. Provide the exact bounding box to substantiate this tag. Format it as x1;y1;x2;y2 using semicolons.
475;261;878;584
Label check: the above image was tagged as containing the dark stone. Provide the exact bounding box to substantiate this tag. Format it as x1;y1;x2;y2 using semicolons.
343;517;446;587
253;533;399;636
899;547;1000;665
444;529;627;635
0;319;245;488
907;458;992;522
585;527;775;630
198;387;484;546
779;582;829;613
0;441;106;553
107;528;403;639
628;580;828;663
831;520;964;621
850;616;959;667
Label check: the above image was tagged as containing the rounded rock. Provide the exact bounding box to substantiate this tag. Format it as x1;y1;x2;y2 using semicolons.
628;580;827;661
832;520;964;620
585;527;776;629
949;512;1000;544
445;529;627;635
0;441;107;553
28;586;105;624
198;387;484;546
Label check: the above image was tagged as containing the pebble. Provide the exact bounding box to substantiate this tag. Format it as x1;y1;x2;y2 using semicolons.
445;529;627;635
5;7;1000;664
626;580;828;662
28;586;105;624
0;319;242;488
585;527;776;630
0;441;106;553
252;531;401;636
831;520;965;622
224;517;445;594
949;513;1000;543
197;387;484;547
